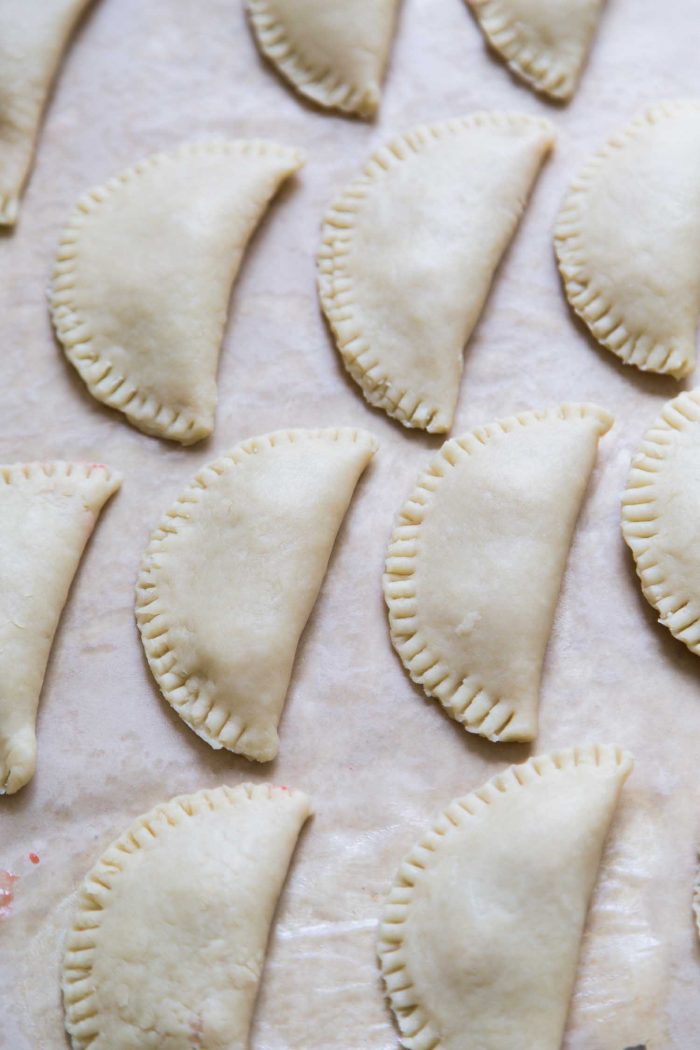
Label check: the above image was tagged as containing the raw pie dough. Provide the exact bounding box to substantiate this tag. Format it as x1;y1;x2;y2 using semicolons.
555;100;700;379
62;783;311;1050
0;0;95;226
377;745;633;1050
468;0;605;101
245;0;400;118
622;389;700;655
50;140;305;444
384;404;612;742
136;428;377;762
0;462;120;795
318;114;554;433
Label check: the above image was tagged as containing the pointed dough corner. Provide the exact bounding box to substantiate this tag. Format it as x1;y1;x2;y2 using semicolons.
384;404;611;743
0;462;120;795
378;745;632;1050
622;388;700;654
63;783;311;1050
468;0;605;101
50;140;305;444
245;0;400;118
0;0;94;227
136;428;377;761
319;114;554;433
555;100;700;379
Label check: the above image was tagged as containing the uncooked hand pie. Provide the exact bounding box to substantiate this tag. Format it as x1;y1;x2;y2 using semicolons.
555;100;700;379
319;114;554;433
622;390;700;654
136;428;377;762
50;140;304;444
384;404;612;742
63;783;311;1050
0;0;94;225
468;0;605;100
245;0;400;118
377;746;633;1050
0;462;120;795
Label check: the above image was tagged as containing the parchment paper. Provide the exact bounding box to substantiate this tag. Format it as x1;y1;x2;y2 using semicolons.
1;0;699;1046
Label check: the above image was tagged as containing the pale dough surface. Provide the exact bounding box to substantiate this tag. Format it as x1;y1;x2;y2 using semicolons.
0;0;94;225
63;784;311;1050
319;115;554;433
136;428;377;762
468;0;605;100
1;0;699;1047
555;101;700;379
50;141;304;444
384;405;612;744
245;0;400;118
378;747;632;1050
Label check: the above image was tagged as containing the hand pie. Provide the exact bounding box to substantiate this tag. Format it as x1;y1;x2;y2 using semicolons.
0;0;94;226
468;0;605;101
378;745;633;1050
622;390;700;654
245;0;400;118
0;462;120;795
136;428;377;762
319;114;554;433
63;783;311;1050
384;404;612;742
50;140;304;444
555;100;700;379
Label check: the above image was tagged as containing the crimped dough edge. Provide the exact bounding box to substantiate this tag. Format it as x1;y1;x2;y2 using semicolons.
245;0;387;118
376;744;633;1050
49;139;305;445
469;0;592;100
383;403;613;742
62;783;311;1050
136;427;378;760
0;460;120;493
622;389;700;654
318;113;555;434
554;100;700;379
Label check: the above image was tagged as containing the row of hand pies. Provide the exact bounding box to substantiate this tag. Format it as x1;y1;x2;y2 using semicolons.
4;391;699;795
62;747;634;1050
0;0;606;226
43;102;700;445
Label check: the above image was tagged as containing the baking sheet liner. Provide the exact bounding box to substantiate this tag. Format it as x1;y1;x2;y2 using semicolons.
2;0;699;1046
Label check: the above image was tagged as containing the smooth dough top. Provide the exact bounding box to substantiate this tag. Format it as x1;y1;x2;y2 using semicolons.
246;0;400;117
63;783;312;1050
136;428;377;762
378;746;633;1050
319;114;554;433
385;404;612;743
469;0;605;100
556;100;700;379
50;140;304;444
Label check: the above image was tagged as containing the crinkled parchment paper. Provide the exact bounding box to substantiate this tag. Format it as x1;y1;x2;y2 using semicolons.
2;0;700;1046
